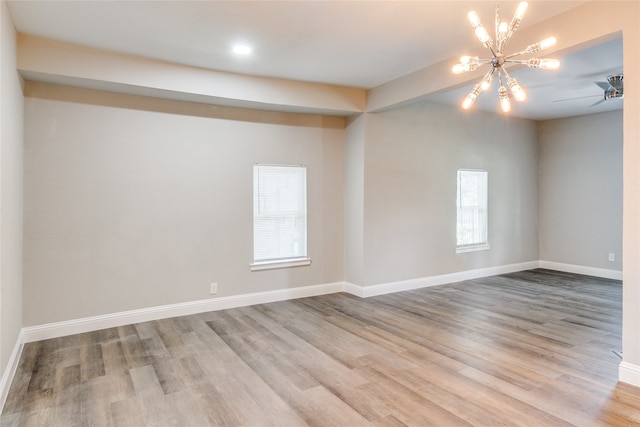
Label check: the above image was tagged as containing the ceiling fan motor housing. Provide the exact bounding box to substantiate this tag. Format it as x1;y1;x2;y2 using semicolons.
606;74;624;99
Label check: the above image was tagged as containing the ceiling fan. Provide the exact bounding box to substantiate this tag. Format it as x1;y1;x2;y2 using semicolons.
554;74;624;107
592;74;623;106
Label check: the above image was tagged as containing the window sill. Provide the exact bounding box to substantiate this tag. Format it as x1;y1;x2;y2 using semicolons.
250;257;312;271
456;244;490;254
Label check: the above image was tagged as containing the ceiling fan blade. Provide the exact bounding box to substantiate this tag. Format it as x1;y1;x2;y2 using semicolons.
594;81;611;90
553;94;601;103
589;98;606;107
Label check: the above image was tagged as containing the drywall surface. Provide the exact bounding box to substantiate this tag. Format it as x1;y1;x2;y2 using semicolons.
0;0;24;375
357;101;539;286
23;83;345;326
538;111;623;271
18;34;365;115
344;114;367;286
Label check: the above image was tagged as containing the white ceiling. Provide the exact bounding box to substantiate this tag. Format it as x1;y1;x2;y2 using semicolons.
7;0;623;120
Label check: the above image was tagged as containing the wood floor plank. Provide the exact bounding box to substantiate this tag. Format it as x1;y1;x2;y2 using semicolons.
2;269;639;426
354;361;504;426
175;356;245;426
110;399;146;427
129;365;178;426
357;380;473;427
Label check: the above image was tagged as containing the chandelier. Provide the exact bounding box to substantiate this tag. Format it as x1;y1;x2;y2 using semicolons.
453;1;559;113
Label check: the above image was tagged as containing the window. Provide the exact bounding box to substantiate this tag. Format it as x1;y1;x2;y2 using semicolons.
456;169;489;253
252;164;309;270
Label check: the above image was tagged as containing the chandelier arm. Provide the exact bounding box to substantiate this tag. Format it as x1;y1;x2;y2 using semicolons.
479;67;496;91
484;67;496;80
505;58;554;65
504;59;529;65
502;2;528;53
502;67;527;102
506;58;560;69
497;68;512;112
495;1;500;47
502;67;516;87
501;29;518;53
504;50;530;60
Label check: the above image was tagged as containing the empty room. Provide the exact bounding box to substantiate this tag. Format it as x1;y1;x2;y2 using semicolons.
1;1;639;426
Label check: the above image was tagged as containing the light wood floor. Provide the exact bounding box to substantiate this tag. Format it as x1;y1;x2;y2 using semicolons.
2;269;639;426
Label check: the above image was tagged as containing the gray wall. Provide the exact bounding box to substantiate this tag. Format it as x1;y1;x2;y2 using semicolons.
23;83;345;326
21;82;624;328
0;0;24;374
344;114;366;286
538;110;623;271
346;101;540;287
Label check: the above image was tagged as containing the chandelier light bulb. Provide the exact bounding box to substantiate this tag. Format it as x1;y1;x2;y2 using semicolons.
480;73;493;91
508;78;527;101
468;11;481;28
474;25;491;45
525;37;557;54
497;22;509;51
453;56;480;73
509;1;528;33
527;58;560;69
514;2;528;20
540;59;560;69
539;37;557;50
499;86;511;112
452;63;470;74
498;22;509;38
462;93;477;110
463;84;482;109
479;68;495;91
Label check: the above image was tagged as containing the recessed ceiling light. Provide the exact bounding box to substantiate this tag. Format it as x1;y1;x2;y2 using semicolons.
232;45;252;55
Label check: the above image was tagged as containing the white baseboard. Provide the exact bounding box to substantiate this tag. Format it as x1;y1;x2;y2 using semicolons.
22;282;344;343
619;361;640;387
342;282;364;297
22;261;541;342
0;329;24;412
343;261;540;298
539;260;622;280
19;260;623;343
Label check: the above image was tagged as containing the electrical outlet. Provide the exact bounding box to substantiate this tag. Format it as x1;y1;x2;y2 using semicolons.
210;283;218;294
608;253;615;262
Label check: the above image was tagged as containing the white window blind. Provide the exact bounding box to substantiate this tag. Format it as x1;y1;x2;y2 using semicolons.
456;169;489;252
253;164;308;265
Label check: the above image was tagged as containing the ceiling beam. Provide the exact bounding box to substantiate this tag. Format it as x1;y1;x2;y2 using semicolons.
17;34;366;116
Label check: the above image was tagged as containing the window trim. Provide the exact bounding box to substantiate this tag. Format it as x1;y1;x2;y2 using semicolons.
455;243;491;254
250;257;312;271
252;163;310;270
